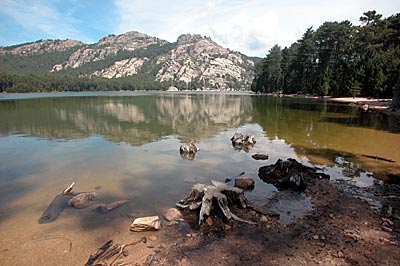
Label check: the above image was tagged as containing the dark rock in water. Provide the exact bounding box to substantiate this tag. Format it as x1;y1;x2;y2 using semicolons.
258;158;329;190
252;153;269;160
180;142;199;160
234;177;255;191
231;133;256;152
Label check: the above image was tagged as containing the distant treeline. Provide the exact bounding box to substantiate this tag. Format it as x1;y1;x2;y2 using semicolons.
251;11;400;98
0;72;167;92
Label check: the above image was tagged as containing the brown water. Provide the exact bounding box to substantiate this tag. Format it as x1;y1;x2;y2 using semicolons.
0;92;399;265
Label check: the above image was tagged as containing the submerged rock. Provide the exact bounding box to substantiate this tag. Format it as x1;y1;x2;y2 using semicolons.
252;153;269;160
68;192;96;208
258;158;329;190
234;177;255;191
130;216;161;232
95;199;129;213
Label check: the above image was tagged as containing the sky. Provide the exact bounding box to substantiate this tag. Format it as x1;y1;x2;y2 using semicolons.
0;0;399;57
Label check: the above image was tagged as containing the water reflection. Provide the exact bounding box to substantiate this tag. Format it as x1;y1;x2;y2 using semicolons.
0;94;253;145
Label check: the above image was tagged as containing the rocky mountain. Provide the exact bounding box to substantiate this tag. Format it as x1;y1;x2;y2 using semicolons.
0;39;84;56
0;31;255;90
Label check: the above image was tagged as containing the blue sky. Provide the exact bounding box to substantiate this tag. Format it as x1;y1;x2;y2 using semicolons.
1;0;399;56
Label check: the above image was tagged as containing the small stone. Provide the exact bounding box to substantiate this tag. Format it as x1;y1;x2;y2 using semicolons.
260;215;268;223
337;251;344;258
130;216;161;232
164;208;182;221
234;177;255;190
148;235;157;241
252;153;269;160
224;224;232;230
181;257;188;266
206;217;213;226
313;235;319;240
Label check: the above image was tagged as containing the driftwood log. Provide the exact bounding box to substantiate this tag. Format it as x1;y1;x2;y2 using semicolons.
38;182;77;224
258;158;330;190
176;181;256;225
38;182;98;223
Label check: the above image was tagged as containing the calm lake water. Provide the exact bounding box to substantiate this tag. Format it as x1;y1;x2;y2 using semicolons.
0;92;399;265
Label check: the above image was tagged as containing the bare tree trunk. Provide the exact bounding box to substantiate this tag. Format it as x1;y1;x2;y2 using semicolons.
391;71;400;110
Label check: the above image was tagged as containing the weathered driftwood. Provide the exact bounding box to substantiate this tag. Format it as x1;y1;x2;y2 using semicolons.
231;133;256;152
130;216;161;232
38;182;76;224
68;192;96;208
258;158;330;190
85;239;113;266
95;200;130;214
179;142;199;160
176;181;256;225
85;238;147;266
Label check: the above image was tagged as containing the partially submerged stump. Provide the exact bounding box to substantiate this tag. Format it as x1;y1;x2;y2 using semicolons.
258;158;330;190
176;181;256;225
180;142;199;160
231;133;256;152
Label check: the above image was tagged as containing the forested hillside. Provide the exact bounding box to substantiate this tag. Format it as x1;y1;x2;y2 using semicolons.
252;11;400;98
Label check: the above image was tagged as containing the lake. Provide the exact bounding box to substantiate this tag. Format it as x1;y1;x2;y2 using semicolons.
0;92;399;265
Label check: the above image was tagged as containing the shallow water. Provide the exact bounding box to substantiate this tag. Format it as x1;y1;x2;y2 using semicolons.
0;92;399;265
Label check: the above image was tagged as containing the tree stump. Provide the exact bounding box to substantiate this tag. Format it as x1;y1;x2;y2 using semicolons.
231;133;256;152
176;181;256;225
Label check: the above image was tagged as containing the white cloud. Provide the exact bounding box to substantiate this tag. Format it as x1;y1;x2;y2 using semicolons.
115;0;400;57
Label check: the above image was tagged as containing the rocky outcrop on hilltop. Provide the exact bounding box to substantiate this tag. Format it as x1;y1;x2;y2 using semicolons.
155;34;254;89
53;31;166;71
0;39;84;56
